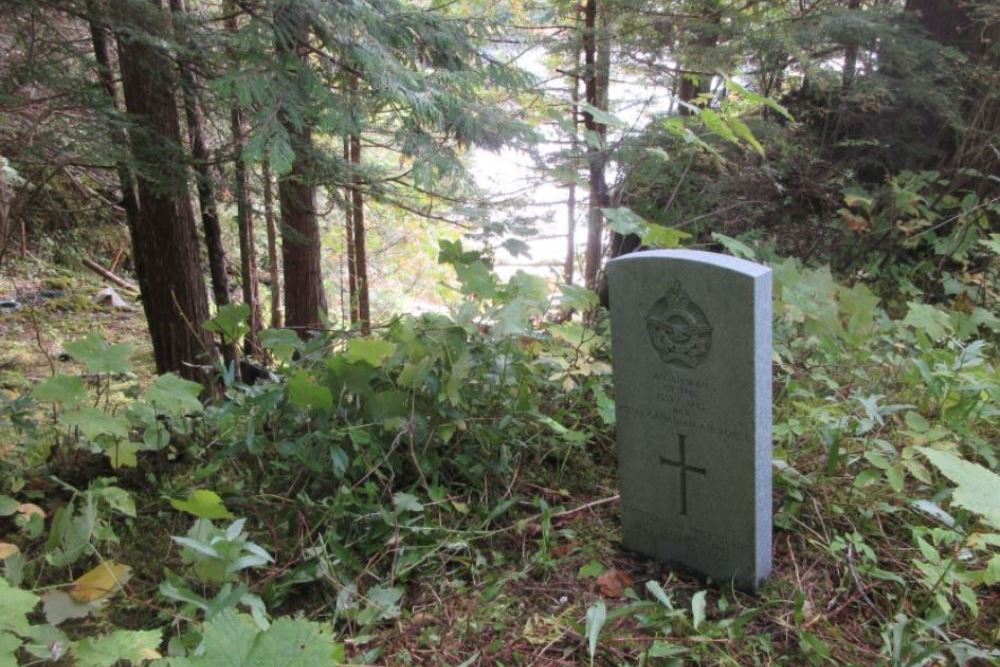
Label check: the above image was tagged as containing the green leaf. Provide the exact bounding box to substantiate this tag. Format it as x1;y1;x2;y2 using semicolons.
648;641;687;658
0;579;39;635
902;303;953;342
287;371;333;412
107;441;141;469
260;328;303;363
170;490;235;520
204;304;251;345
392;493;423;514
146;373;203;416
641;225;691;249
601;207;647;237
979;233;1000;254
453;260;496;298
645;580;671;608
361;586;403;624
74;629;162;666
726;115;765;156
0;497;17;517
918;448;1000;529
595;390;615;426
344;339;397;367
691;590;707;630
64;333;133;375
584;600;606;666
0;632;21;667
578;561;605;579
711;233;757;260
62;407;128;440
557;284;597;312
32;375;87;406
698;109;738;144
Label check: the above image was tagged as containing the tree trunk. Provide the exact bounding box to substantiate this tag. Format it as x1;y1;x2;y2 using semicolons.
169;0;237;372
110;0;214;381
274;1;327;336
582;0;609;293
349;132;370;334
564;43;581;286
262;154;282;328
343;137;358;325
842;0;861;89
169;0;230;311
85;0;140;240
226;6;263;355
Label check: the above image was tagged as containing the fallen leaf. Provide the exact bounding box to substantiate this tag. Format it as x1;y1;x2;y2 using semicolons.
0;543;20;559
551;541;578;558
596;569;633;598
69;561;132;603
17;503;45;519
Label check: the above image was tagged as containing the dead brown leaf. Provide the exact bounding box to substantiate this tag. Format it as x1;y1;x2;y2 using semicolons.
596;569;633;598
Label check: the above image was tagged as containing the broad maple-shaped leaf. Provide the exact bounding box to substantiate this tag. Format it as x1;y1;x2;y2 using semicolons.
0;579;39;636
344;338;397;367
169;611;341;667
919;447;1000;529
287;371;333;412
73;629;162;667
64;333;133;374
146;374;203;416
32;375;87;407
62;407;128;440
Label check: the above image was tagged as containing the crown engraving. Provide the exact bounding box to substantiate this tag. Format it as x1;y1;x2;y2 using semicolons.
645;280;713;368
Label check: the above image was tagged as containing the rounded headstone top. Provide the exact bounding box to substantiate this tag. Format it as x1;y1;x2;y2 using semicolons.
608;250;771;278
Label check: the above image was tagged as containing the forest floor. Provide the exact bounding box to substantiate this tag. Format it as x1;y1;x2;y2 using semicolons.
2;258;998;666
0;260;153;394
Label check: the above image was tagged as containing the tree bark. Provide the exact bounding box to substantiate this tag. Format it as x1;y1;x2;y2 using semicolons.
343;137;358;325
349;132;370;334
274;1;327;336
582;0;609;293
110;0;215;381
565;42;581;286
842;0;861;89
85;0;140;241
262;154;282;328
226;5;263;355
169;0;230;312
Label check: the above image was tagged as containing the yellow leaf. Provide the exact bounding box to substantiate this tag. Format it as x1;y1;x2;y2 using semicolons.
139;648;163;660
0;542;20;559
70;562;132;603
17;503;45;518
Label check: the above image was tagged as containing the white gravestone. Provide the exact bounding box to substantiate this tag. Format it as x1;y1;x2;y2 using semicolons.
608;250;772;589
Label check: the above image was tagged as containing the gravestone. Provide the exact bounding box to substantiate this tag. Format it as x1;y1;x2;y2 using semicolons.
607;249;772;589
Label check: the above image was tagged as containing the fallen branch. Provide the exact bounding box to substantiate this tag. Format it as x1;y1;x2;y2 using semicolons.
82;257;138;294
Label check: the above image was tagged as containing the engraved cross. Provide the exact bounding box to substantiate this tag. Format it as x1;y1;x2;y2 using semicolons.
659;433;706;516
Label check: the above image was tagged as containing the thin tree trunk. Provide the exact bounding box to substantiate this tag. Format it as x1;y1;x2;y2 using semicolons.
169;0;230;310
343;137;358;325
110;0;215;382
350;132;370;334
842;0;861;89
582;0;608;293
85;0;140;238
565;43;581;286
226;5;262;356
274;1;327;336
262;154;282;328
